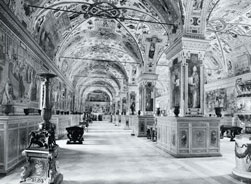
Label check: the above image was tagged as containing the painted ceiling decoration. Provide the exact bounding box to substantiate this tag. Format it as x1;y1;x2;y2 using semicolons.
79;80;117;99
205;0;251;82
82;87;113;103
3;0;183;101
5;0;251;104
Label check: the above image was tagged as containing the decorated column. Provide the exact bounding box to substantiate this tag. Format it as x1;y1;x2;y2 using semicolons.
168;37;208;117
156;37;221;157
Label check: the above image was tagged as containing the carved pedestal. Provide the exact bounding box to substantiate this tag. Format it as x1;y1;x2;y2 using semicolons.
157;116;221;157
133;115;155;137
233;134;251;182
20;147;63;184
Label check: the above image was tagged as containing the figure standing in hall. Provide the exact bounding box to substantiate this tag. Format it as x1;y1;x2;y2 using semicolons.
188;65;200;108
172;70;180;107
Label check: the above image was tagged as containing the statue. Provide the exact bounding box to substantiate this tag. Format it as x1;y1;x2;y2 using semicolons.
172;69;180;107
188;66;200;108
146;36;162;60
130;101;135;115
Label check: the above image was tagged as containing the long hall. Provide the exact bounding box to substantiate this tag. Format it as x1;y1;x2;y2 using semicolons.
0;121;242;184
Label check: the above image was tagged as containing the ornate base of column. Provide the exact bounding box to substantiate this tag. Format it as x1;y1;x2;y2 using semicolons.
20;146;63;184
156;117;221;157
135;115;155;137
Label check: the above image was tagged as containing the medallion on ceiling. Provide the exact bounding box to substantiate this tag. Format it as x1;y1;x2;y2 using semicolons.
81;2;122;19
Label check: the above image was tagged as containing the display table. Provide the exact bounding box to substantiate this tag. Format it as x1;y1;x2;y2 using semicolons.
156;116;221;157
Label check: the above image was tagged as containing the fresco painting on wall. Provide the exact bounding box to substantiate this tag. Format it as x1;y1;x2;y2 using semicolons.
87;91;110;102
171;58;180;107
205;87;236;115
187;54;201;108
0;25;41;109
85;102;110;114
234;54;251;76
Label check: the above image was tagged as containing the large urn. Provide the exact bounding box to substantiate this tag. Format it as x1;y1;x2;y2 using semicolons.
232;79;251;182
233;134;251;182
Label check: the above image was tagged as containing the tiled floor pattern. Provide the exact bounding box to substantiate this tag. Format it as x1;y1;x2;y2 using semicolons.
0;121;246;184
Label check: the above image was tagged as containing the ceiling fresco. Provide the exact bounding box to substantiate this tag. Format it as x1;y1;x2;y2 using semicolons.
6;0;251;103
3;0;183;101
205;0;251;82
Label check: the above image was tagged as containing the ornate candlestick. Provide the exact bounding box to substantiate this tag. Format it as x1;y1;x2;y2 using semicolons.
20;73;63;184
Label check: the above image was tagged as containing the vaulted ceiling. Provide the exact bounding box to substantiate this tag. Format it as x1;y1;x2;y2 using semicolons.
205;0;251;82
5;0;181;101
3;0;251;101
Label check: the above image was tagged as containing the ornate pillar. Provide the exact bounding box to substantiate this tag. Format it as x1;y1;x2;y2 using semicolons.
167;37;208;116
138;73;158;116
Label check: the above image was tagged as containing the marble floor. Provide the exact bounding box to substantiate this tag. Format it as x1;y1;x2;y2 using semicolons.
0;121;247;184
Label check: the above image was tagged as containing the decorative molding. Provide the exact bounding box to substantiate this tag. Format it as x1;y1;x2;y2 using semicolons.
138;73;158;83
165;36;209;61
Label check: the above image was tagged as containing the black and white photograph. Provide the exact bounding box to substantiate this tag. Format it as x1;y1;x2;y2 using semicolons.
0;0;251;183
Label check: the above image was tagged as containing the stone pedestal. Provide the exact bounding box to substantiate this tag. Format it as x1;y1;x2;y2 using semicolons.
157;116;221;157
121;115;130;130
20;147;63;184
232;134;251;182
133;115;155;137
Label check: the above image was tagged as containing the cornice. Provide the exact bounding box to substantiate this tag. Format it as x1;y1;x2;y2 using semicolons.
182;36;209;51
165;36;209;61
0;1;73;91
138;72;158;84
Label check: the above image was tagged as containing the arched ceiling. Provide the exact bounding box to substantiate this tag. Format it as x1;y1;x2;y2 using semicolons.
5;0;181;101
4;0;251;89
205;0;251;82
